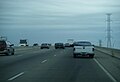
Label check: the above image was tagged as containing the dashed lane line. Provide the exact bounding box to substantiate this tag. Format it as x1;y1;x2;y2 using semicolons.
41;60;47;63
8;72;25;81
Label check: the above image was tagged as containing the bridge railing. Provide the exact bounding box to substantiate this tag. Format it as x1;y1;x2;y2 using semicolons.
95;46;120;59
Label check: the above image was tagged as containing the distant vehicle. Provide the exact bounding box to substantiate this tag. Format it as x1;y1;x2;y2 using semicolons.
19;39;28;46
67;39;74;47
55;43;65;49
73;41;94;58
41;43;49;49
48;43;52;46
65;43;71;47
33;43;39;46
0;40;14;56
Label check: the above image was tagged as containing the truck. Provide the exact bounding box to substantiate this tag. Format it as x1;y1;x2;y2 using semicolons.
73;41;95;58
67;39;74;47
19;39;28;46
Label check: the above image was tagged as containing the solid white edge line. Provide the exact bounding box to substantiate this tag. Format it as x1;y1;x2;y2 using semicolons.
41;60;47;63
93;58;117;82
8;72;24;81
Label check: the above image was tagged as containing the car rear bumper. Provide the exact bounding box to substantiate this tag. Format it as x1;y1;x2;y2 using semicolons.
73;52;94;56
0;50;8;54
55;47;64;48
41;46;49;48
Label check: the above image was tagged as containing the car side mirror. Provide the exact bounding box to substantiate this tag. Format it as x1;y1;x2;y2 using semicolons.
10;44;14;46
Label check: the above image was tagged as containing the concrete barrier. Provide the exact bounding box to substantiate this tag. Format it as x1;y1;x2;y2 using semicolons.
95;46;120;59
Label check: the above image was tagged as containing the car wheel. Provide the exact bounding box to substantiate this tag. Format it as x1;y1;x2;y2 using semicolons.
6;53;10;56
89;55;94;58
12;49;15;55
73;54;76;58
6;51;11;56
12;52;14;55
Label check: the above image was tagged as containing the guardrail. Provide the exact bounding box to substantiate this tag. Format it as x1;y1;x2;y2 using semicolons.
95;46;120;59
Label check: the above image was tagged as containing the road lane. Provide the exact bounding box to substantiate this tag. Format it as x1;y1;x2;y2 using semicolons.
0;47;119;82
0;47;64;82
0;47;52;67
95;49;120;82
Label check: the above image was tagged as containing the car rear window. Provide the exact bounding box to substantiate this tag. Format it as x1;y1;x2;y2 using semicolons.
74;42;91;46
42;44;47;45
55;43;63;45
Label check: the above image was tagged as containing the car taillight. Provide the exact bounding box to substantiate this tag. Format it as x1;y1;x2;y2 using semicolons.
92;48;94;51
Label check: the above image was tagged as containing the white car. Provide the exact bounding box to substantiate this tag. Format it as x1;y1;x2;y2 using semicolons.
73;41;94;58
41;43;50;49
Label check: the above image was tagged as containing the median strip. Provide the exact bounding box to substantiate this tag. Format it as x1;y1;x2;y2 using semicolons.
8;72;24;81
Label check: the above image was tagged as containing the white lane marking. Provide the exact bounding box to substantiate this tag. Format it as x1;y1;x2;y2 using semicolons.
94;58;117;82
8;72;24;81
54;55;56;56
41;60;47;63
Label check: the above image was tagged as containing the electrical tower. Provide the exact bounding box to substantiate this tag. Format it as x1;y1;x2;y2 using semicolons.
106;13;112;48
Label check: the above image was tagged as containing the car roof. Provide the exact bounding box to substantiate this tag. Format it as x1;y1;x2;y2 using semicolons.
74;41;91;43
55;43;63;44
42;43;48;45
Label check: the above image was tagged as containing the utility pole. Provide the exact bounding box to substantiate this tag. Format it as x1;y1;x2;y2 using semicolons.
106;13;112;48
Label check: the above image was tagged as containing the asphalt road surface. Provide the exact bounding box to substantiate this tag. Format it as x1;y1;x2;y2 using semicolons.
0;47;120;82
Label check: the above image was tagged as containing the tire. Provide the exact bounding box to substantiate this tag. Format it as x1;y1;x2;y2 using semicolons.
12;52;14;55
12;49;15;55
89;55;94;58
6;50;11;56
73;54;76;58
6;53;10;56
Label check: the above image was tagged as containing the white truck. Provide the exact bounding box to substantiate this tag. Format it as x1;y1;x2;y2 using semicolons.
19;39;28;46
73;41;95;58
67;39;74;47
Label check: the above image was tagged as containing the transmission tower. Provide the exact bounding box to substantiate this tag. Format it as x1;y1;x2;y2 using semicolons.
106;13;112;48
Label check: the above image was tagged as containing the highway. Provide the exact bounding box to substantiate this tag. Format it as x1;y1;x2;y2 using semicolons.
0;47;120;82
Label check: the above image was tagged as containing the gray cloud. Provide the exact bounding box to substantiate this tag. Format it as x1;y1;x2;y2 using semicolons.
0;0;120;48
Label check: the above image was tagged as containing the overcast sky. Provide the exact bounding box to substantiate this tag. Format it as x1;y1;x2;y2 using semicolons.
0;0;120;48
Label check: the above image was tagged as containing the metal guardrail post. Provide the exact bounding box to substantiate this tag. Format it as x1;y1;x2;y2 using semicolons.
111;49;114;57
